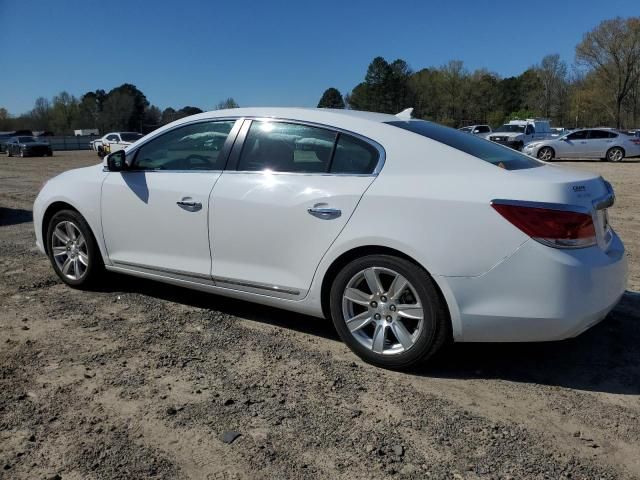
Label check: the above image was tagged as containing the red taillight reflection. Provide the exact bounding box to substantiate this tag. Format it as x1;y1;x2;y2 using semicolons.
492;202;596;248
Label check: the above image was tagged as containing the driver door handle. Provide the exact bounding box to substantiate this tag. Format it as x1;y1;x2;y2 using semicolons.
177;198;202;211
308;205;341;220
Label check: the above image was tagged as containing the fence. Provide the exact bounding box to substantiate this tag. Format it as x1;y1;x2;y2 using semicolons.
45;135;101;151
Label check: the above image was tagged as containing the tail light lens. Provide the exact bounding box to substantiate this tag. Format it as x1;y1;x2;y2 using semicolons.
492;202;596;248
630;138;640;146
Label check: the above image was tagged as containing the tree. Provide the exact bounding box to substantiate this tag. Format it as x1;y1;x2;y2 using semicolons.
105;84;149;131
143;105;162;133
101;91;135;131
178;106;203;117
576;16;640;128
0;107;10;130
317;88;345;108
215;98;239;110
50;92;79;134
31;97;52;131
161;107;177;125
347;56;413;113
536;54;568;121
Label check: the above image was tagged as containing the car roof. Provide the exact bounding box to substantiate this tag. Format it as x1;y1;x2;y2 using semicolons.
191;107;400;124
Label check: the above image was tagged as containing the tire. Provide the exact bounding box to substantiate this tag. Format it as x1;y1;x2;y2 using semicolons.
19;149;25;158
329;254;449;370
46;209;104;288
537;146;555;161
514;142;524;151
606;147;624;162
7;148;12;157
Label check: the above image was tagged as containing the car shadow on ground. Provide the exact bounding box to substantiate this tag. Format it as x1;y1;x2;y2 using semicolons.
0;207;33;226
98;275;640;395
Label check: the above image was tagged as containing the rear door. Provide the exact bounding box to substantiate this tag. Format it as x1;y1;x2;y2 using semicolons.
209;119;382;299
585;129;612;158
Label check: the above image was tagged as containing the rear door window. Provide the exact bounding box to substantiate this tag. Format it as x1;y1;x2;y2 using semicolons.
587;130;610;139
567;130;588;140
386;120;542;170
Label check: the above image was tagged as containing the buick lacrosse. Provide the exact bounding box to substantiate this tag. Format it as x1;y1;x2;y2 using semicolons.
33;108;627;369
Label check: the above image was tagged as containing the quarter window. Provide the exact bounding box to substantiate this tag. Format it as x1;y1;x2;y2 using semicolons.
330;134;380;174
132;121;235;171
106;134;119;142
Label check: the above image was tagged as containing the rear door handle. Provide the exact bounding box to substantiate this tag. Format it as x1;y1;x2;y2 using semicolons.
308;205;341;220
177;197;202;212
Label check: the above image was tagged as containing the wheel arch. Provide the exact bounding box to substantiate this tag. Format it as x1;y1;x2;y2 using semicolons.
319;245;454;337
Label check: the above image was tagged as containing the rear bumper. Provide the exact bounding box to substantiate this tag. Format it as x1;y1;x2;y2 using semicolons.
442;233;627;342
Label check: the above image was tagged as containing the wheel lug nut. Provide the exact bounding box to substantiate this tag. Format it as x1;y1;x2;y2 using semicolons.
370;301;377;308
386;315;392;321
380;296;387;302
374;313;381;320
390;305;396;311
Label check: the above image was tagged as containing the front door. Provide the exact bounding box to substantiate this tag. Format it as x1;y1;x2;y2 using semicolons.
559;130;589;158
101;119;238;279
209;119;381;298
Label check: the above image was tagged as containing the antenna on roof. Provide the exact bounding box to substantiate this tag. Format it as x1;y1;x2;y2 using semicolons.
395;108;413;120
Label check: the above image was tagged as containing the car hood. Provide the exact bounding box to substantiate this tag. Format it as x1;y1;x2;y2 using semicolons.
489;132;523;139
21;142;50;147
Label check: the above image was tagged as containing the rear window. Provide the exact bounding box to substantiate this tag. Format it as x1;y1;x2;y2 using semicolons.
386;120;542;170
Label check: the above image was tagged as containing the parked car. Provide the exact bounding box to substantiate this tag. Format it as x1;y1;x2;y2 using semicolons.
458;125;491;135
488;119;553;150
91;132;144;157
550;127;570;137
523;128;640;161
5;136;53;157
0;134;12;153
33;108;627;369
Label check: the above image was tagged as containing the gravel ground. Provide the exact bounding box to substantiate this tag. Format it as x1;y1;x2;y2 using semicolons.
1;151;639;480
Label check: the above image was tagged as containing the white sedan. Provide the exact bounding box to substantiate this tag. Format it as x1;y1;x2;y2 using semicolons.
33;108;627;369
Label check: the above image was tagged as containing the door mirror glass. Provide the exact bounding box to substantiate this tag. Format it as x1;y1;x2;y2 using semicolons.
107;150;127;171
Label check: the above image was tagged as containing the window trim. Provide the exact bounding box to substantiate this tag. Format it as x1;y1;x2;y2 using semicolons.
226;117;385;176
124;118;243;173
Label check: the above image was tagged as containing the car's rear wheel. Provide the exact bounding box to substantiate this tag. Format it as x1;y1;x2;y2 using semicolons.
606;147;624;162
46;210;104;288
537;146;555;161
329;254;449;369
6;149;11;157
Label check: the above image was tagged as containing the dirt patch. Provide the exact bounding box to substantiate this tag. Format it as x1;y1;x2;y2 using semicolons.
1;151;639;479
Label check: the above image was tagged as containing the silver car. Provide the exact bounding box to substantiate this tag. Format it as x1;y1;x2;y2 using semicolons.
523;128;640;162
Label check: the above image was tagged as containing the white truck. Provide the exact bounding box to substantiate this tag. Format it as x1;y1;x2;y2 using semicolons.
486;119;553;150
91;132;144;157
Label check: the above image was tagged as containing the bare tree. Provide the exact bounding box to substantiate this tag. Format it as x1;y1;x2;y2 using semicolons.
536;54;568;121
576;17;640;128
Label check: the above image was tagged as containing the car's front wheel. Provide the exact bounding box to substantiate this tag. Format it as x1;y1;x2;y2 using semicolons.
329;254;449;369
46;210;104;287
537;146;555;161
606;147;625;162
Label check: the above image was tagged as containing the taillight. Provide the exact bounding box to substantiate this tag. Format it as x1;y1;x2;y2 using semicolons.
630;138;640;146
491;201;596;248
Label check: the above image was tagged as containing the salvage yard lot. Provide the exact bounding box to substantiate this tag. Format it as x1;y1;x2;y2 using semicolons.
1;151;639;479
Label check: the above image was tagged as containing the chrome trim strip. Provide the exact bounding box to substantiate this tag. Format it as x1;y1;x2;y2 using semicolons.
112;260;212;281
111;260;300;296
212;276;300;296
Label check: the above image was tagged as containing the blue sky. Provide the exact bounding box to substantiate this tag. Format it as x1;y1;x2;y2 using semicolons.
0;0;637;114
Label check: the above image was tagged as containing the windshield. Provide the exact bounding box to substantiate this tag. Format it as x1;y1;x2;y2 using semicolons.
385;120;542;170
494;124;525;133
120;133;143;142
18;136;36;143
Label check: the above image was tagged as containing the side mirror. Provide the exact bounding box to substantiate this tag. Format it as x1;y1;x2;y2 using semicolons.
106;150;127;171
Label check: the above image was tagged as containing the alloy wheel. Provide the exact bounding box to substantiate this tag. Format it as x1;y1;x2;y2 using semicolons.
341;266;424;355
608;148;623;162
51;220;89;280
538;147;553;161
